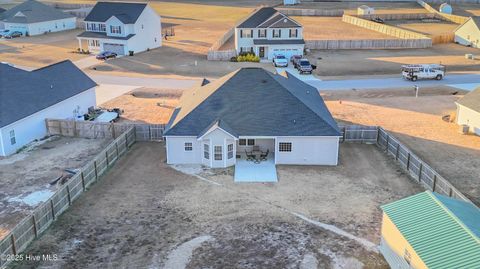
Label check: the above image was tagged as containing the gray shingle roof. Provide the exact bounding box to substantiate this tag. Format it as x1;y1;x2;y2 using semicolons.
165;68;340;137
0;8;6;14
77;31;136;40
0;0;73;24
253;39;305;45
84;2;147;24
237;7;301;29
456;88;480;113
0;60;97;128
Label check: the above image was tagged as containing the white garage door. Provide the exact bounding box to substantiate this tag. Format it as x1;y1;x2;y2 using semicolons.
103;43;125;55
272;48;301;59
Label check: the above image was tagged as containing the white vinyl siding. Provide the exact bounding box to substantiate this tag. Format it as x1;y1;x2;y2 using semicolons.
275;137;339;165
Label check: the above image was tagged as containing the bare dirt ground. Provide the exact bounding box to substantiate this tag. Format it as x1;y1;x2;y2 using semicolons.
0;136;111;241
323;87;480;205
293;17;397;40
387;20;459;36
0;29;87;68
102;88;182;124
308;43;480;76
11;142;421;269
89;44;275;79
281;1;427;14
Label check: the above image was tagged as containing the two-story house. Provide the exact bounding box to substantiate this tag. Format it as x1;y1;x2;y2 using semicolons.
77;2;161;56
235;7;304;60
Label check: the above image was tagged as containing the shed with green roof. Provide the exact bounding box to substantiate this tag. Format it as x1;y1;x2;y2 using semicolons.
379;191;480;269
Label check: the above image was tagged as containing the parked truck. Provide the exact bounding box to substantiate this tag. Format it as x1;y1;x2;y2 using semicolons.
401;64;445;81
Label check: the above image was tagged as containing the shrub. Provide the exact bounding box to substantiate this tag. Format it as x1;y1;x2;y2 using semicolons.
236;53;259;62
239;51;255;57
230;56;238;62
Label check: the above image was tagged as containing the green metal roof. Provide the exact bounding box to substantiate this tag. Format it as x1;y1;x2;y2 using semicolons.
381;191;480;269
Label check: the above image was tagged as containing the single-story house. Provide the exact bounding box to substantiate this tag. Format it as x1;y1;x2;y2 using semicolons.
455;87;480;135
357;5;375;16
164;67;341;169
0;60;97;156
380;191;480;269
0;0;76;36
454;16;480;48
77;2;161;55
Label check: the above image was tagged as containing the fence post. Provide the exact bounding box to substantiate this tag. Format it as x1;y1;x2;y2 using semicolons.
342;127;346;143
418;163;423;182
105;151;109;167
11;234;17;255
32;215;38;238
385;134;390;152
50;199;56;220
449;188;453;197
395;143;400;160
432;174;437;192
125;133;129;149
149;125;152;141
94;160;98;181
406;153;411;171
115;141;119;159
66;185;72;206
81;171;86;191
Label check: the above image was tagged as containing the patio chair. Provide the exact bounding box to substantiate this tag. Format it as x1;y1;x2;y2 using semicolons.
245;150;255;161
260;149;269;161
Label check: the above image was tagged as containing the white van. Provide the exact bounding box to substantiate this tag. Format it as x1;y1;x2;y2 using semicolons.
402;64;445;81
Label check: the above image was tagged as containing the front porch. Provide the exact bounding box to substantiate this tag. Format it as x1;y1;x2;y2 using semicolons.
234;152;277;183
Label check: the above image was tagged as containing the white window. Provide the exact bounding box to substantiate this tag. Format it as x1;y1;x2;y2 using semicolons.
404;249;411;265
273;29;281;38
240;47;253;53
239;139;246;146
100;24;106;32
228;144;234;159
89;40;100;47
184;142;193;151
247;139;255;146
279;142;292;152
258;29;266;38
240;29;253;38
289;29;298;38
9;130;16;145
204;144;209;159
110;25;122;34
214;146;222;160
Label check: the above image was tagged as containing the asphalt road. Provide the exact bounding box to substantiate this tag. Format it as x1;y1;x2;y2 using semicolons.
89;74;200;89
310;74;480;91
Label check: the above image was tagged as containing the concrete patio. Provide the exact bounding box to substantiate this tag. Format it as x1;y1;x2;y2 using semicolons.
234;154;278;183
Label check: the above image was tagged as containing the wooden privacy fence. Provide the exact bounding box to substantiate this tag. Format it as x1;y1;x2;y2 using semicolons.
339;125;379;143
358;13;437;21
417;0;469;24
207;27;236;61
342;14;433;48
277;8;344;16
0;127;136;269
306;38;431;49
377;127;471;203
46;119;166;141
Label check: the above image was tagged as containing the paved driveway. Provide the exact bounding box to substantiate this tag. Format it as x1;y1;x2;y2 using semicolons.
275;65;321;84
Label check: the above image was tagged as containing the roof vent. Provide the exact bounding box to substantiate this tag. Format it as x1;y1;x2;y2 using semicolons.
261;79;268;83
293;119;296;124
306;90;310;94
50;85;53;89
284;18;287;23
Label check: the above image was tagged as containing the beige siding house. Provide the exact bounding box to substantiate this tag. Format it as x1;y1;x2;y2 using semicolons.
454;17;480;48
456;88;480;135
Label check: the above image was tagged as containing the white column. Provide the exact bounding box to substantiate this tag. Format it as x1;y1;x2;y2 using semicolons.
78;39;82;50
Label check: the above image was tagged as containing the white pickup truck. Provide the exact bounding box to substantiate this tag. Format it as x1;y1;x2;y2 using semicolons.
402;64;445;81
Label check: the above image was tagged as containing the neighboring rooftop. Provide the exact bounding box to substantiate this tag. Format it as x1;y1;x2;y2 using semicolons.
165;68;340;137
0;60;97;128
456;87;480;113
84;2;147;24
381;191;480;269
237;7;301;28
0;0;73;24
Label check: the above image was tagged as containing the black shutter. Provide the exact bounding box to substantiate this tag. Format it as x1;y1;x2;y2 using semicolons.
279;29;281;38
250;29;253;37
240;29;243;38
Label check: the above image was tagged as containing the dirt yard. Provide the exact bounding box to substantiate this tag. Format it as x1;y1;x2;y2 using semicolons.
11;142;421;269
89;44;275;79
0;136;111;241
281;1;427;14
0;29;88;68
293;17;397;40
102;88;182;124
323;87;480;205
308;43;480;77
388;19;459;36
